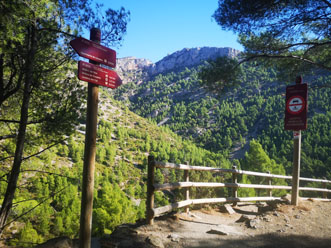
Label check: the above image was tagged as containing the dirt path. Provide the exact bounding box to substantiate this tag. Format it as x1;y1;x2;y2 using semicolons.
101;200;331;248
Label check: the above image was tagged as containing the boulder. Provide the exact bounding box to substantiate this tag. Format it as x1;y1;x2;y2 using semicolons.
34;237;77;248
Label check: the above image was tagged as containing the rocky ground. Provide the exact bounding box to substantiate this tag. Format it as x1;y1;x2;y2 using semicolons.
34;198;331;248
99;198;331;248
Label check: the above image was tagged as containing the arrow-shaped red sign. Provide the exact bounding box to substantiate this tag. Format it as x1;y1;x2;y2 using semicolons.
78;61;122;89
70;37;116;68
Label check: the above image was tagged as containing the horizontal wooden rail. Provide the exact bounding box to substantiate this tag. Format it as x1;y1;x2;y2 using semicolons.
154;182;292;191
155;161;331;183
153;197;282;217
299;187;331;193
146;156;331;224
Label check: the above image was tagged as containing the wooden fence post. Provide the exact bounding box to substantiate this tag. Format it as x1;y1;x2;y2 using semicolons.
323;178;327;199
147;155;155;225
232;166;238;206
184;167;190;214
267;171;272;197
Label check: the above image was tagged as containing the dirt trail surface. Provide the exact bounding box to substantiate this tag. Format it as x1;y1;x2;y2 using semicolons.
101;200;331;248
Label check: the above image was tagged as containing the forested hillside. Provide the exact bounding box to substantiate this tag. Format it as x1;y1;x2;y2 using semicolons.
0;88;231;246
112;63;331;180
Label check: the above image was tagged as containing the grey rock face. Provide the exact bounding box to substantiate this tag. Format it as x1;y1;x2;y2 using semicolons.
117;57;153;73
148;47;240;76
116;47;241;84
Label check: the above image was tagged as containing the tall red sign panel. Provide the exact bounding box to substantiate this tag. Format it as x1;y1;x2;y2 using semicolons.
78;61;122;89
284;83;308;130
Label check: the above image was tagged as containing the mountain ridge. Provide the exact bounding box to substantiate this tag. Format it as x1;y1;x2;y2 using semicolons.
116;46;240;84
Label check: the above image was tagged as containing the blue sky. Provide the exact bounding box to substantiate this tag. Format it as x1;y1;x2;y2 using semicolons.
102;0;242;63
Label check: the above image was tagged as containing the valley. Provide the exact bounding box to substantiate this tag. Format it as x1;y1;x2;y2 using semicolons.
1;46;331;247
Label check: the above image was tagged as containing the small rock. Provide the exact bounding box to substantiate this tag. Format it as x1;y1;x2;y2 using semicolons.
284;216;290;223
277;229;285;233
236;214;254;223
263;216;271;222
189;213;202;219
248;218;261;229
220;204;236;215
207;228;229;236
167;234;181;242
34;237;75;248
281;194;292;203
273;211;280;217
294;215;300;219
146;236;164;248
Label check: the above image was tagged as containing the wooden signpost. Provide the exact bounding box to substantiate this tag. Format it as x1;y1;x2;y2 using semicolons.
284;76;308;206
70;28;121;248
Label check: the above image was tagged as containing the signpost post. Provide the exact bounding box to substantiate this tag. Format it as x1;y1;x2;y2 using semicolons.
284;76;308;206
70;28;121;248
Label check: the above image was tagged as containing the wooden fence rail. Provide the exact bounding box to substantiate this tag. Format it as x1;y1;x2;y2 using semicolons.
146;156;331;224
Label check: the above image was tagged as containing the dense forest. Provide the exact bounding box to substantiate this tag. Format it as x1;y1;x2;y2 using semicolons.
112;64;331;181
1;58;330;246
0;88;234;246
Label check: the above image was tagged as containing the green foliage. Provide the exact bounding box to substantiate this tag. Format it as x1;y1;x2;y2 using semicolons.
10;221;43;247
213;0;331;78
241;140;287;196
199;57;243;93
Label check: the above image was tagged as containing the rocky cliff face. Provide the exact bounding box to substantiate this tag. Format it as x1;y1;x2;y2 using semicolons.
148;47;240;76
116;57;153;84
116;47;240;83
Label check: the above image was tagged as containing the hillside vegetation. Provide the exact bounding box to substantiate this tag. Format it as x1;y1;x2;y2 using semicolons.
1;52;331;246
0;88;231;246
112;63;331;182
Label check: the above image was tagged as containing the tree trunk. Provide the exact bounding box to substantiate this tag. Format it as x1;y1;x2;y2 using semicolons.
0;25;37;235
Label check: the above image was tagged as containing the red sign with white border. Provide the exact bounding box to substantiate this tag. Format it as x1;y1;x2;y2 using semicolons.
78;61;122;89
70;37;116;68
284;83;308;130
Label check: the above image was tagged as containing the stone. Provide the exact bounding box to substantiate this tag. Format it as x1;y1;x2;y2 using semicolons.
146;236;164;248
263;216;271;222
220;204;236;215
248;218;261;229
236;214;255;223
167;234;181;242
34;237;76;248
207;228;229;236
281;194;292;204
273;211;280;217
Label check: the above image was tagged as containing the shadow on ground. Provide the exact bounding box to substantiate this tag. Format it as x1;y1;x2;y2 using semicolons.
184;233;331;248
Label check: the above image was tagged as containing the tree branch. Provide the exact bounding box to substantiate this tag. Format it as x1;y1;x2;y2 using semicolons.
19;169;78;181
321;0;331;8
0;185;70;231
37;27;78;38
239;54;331;71
0;134;16;140
22;139;65;161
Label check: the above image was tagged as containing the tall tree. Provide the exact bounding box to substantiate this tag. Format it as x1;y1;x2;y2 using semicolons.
0;0;129;234
200;0;331;89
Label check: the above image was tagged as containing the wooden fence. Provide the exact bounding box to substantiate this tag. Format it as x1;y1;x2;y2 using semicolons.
146;156;331;224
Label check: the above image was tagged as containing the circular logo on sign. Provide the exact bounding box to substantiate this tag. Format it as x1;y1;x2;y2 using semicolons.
286;96;305;115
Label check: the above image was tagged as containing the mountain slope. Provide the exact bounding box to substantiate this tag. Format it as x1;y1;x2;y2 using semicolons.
112;48;331;181
0;88;231;246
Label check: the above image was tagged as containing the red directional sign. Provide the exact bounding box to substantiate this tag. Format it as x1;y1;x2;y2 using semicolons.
284;83;308;130
70;37;116;67
78;61;122;89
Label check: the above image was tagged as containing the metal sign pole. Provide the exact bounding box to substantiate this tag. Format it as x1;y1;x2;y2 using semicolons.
79;27;100;248
291;130;301;205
